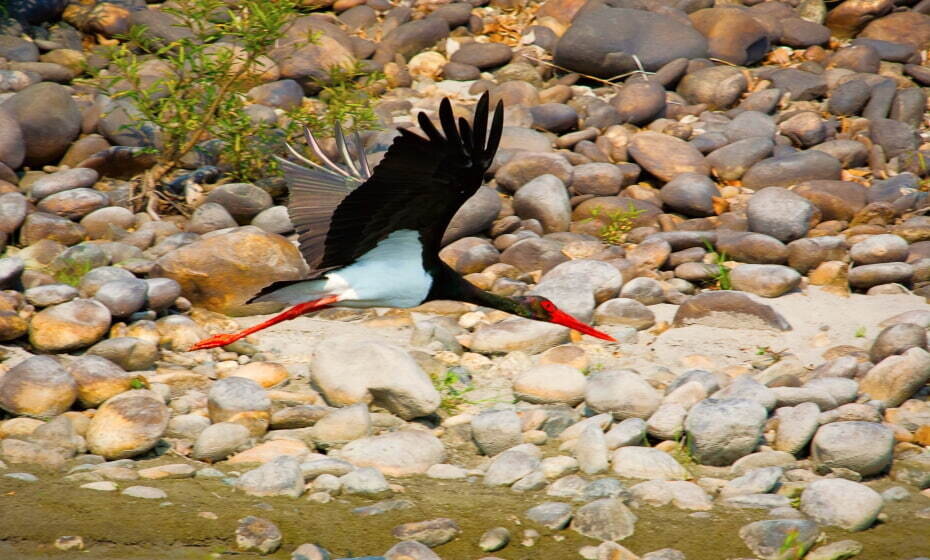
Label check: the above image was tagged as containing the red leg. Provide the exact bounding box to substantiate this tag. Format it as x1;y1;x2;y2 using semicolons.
189;294;340;351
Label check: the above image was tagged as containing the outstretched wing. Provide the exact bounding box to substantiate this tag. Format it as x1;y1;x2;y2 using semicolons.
277;126;370;278
283;92;504;278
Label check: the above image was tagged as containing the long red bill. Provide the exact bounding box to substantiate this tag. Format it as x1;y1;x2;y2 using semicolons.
548;308;616;342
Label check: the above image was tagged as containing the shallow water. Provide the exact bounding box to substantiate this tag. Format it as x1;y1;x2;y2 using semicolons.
1;458;928;560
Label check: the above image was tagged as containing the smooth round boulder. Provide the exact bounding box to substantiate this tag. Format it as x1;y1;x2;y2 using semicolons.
628;131;709;182
28;299;112;352
800;479;883;531
207;377;271;436
513;364;586;406
93;278;148;318
0;355;77;417
849;234;908;265
192;421;251;462
594;298;655;330
869;323;928;363
1;82;81;166
684;398;768;466
811;421;893;476
660;173;718;217
729;264;802;298
85;390;169;459
746;187;815;242
335;430;445;476
65;355;134;408
585;369;661;420
677;65;748;110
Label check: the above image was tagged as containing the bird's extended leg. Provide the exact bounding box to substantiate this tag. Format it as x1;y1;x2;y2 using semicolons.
189;294;340;351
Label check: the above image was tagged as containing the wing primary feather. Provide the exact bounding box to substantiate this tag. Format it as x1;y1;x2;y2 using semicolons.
458;118;473;153
354;131;372;178
484;100;504;163
439;98;466;159
334;125;364;179
280;143;331;173
472;92;489;156
418;111;446;144
304;127;354;179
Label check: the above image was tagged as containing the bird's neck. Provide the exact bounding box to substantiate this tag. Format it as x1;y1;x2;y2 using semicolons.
450;273;524;315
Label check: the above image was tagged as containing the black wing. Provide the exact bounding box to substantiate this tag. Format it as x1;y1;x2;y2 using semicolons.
285;92;504;277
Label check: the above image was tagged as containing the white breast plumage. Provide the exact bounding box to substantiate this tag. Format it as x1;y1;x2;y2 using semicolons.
326;229;433;308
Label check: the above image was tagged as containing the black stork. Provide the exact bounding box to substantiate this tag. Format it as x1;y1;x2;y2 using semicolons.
189;92;615;351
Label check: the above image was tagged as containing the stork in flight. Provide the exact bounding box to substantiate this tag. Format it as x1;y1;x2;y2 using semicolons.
190;93;615;351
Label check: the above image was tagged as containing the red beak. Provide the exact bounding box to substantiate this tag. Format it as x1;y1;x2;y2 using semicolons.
548;308;616;342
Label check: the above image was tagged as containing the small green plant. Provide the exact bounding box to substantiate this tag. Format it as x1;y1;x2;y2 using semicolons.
702;239;732;290
756;346;788;364
777;529;805;560
854;326;867;338
584;203;645;245
431;369;478;414
130;377;149;390
80;0;381;214
670;431;697;470
581;363;605;376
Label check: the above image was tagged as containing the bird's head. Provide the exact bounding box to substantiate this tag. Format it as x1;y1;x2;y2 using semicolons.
509;295;616;342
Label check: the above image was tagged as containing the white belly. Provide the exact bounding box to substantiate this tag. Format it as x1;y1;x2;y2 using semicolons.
328;229;433;308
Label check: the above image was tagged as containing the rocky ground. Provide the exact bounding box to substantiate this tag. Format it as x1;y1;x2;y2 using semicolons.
3;0;930;558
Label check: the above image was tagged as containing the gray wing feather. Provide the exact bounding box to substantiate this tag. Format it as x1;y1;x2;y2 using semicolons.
278;125;372;276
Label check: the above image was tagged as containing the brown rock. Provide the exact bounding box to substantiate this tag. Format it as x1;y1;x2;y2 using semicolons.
672;291;792;331
628;131;709;182
860;12;930;50
826;0;894;38
29;299;111;352
690;8;770;66
150;228;307;313
0;355;77;418
85;390;169;459
808;261;850;296
219;362;290;389
793;180;868;222
66;355;133;408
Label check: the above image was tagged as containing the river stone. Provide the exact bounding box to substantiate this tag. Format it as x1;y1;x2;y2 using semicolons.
706;137;774;181
525;502;573;530
793;180;868;222
585;369;661;420
685;398;767;466
500;237;570;273
235;516;282;554
29;168;98;200
236;455;304;498
66;355;133;408
86;390;169;459
660;173;718;217
484;447;541;487
28;299;111;352
36;188;109;220
443;186;501;245
729;264;801;298
672;291;792;331
850;234;908;265
472;409;522;457
311;335;439;419
0;192;27;234
872;327;928;375
23;284;78;307
514;364;586;406
86;337;159;371
774;402;820;454
746;187;814;242
192;422;251;462
811;421;893;476
150;228;307;313
678;66;748;110
611;81;666;126
800;478;883;531
335;430;445;476
468;318;569;354
611;447;689;480
859;348;930;407
787;236;848;274
628;131;709;182
309;403;370;449
208;377;271;436
690;8;769;65
513;174;571;233
1;82;81;166
594;298;655;330
495;152;573;192
553;6;708;78
742;151;842;190
570;497;637;541
94;278;148;318
0;355;77;418
847;262;913;289
739;519;819;560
